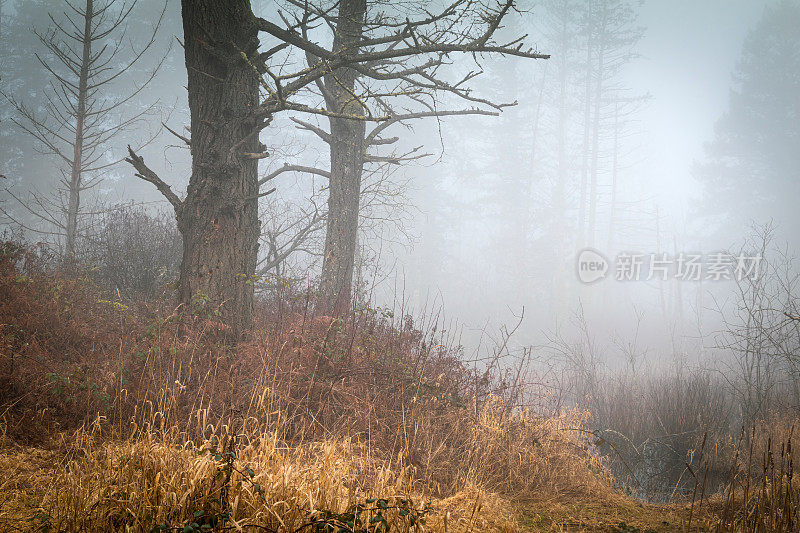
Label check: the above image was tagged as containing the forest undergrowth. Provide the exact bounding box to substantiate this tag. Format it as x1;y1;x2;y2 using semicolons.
0;240;797;532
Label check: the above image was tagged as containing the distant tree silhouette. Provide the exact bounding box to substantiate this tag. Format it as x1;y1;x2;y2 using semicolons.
696;1;800;242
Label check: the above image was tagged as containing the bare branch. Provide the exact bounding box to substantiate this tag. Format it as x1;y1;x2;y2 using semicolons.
365;146;431;165
290;117;332;144
365;108;498;145
124;146;183;214
163;122;191;146
259;163;331;186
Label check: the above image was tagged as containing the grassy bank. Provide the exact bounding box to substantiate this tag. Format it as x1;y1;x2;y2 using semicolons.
0;242;796;531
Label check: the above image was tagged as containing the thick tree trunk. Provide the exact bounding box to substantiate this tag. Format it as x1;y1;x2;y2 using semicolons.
179;0;262;337
318;0;367;316
65;0;93;266
319;122;365;314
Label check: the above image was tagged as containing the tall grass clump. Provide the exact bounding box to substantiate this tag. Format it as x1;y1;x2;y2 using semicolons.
0;240;616;532
698;416;800;532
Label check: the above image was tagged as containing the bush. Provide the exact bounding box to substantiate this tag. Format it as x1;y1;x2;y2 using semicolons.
0;241;137;442
78;204;181;298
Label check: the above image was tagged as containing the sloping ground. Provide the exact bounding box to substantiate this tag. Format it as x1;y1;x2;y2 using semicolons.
0;437;703;532
0;242;790;531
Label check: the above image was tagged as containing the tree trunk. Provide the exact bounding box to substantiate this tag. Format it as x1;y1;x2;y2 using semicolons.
319;128;365;314
65;0;93;266
577;2;593;249
587;9;606;249
179;0;262;338
607;101;619;251
318;0;367;316
552;4;570;319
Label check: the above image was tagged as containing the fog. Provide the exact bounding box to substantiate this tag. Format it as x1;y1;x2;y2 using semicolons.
377;0;797;364
1;0;797;366
2;0;800;507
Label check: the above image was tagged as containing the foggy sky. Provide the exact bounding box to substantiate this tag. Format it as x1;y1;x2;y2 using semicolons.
0;0;794;368
632;0;768;242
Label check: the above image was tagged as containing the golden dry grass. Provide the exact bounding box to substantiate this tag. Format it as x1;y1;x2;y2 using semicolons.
0;403;620;532
2;242;796;532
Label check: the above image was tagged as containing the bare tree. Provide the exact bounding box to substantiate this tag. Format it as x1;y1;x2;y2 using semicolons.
257;0;549;315
575;0;643;248
1;0;165;266
126;0;548;337
714;226;800;424
255;157;409;284
256;188;326;279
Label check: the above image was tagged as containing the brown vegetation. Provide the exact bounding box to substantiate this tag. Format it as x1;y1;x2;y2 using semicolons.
0;241;614;532
0;241;797;531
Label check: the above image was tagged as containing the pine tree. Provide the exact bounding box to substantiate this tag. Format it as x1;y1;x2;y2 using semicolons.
696;1;800;242
2;0;165;264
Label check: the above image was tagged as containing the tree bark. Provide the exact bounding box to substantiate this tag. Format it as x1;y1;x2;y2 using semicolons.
318;0;367;316
179;0;262;337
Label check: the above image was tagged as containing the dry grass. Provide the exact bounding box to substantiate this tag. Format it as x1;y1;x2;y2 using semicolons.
0;241;628;532
699;416;800;532
1;241;795;532
0;404;616;532
2;424;424;531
